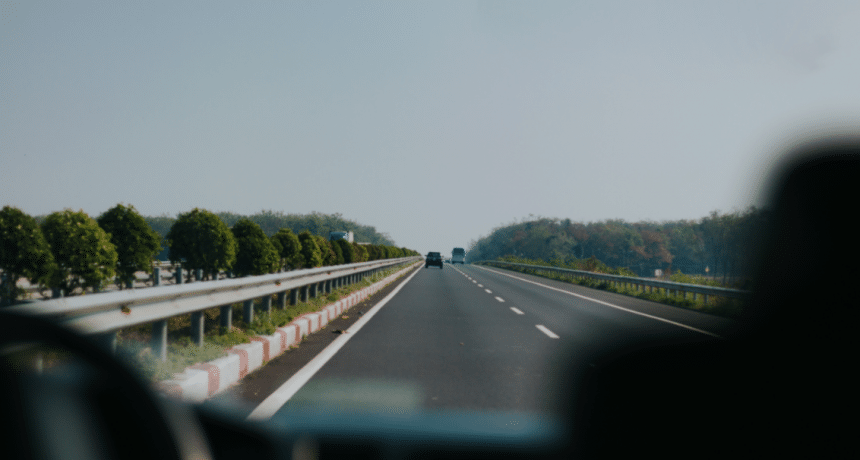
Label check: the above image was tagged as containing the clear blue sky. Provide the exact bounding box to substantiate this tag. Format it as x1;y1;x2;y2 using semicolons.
3;1;860;255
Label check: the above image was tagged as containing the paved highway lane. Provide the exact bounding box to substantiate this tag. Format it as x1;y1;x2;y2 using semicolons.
245;264;735;419
269;265;567;415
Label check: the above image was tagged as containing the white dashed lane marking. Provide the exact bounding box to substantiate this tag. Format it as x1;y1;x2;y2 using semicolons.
484;289;492;294
510;307;524;315
536;325;559;339
495;296;505;303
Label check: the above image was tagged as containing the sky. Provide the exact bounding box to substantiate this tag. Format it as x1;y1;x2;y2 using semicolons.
3;0;860;255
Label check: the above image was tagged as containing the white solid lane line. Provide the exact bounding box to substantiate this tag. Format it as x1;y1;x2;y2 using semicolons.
476;266;721;338
495;296;505;303
247;265;422;421
536;325;559;339
510;307;524;315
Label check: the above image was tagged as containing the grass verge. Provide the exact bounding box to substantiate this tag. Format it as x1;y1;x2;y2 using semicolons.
115;263;416;383
486;264;744;319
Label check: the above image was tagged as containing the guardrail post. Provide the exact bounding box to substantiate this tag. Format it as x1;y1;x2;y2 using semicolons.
211;270;219;281
262;295;272;316
278;291;287;309
191;311;204;346
220;305;232;330
290;289;298;305
301;285;309;302
153;267;161;286
243;299;254;324
195;269;203;281
703;294;709;305
52;288;63;299
176;267;183;284
325;279;332;294
152;320;168;361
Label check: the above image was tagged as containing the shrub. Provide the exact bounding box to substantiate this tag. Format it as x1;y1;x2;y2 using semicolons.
232;219;279;277
0;206;55;304
271;228;303;270
166;208;237;278
298;231;322;268
97;204;161;288
41;209;118;294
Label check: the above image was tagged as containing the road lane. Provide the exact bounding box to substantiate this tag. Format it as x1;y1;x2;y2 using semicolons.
243;262;733;419
272;265;565;416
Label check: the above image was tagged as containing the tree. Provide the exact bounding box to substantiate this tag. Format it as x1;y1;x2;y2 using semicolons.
352;242;368;263
41;209;118;295
0;206;55;305
314;235;337;266
298;231;323;268
97;204;161;288
270;228;303;270
336;239;355;264
166;208;237;278
231;219;279;277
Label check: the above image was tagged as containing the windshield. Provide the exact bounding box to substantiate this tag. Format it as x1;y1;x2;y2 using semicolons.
2;0;858;454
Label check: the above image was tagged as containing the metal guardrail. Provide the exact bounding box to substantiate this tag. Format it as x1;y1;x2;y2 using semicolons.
7;257;421;356
480;260;748;303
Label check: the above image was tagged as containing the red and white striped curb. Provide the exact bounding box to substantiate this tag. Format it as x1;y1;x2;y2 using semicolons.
157;262;418;402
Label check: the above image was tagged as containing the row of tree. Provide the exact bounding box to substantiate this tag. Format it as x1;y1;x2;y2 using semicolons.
465;207;768;285
0;205;417;305
144;210;396;260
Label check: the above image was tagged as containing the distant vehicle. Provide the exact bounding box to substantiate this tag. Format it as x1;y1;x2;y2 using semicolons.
452;247;466;264
329;231;354;243
425;252;443;269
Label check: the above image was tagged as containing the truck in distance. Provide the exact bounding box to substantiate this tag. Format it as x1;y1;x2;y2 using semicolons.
452;247;466;264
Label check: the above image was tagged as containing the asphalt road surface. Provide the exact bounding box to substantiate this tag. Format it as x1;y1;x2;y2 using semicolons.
211;264;735;419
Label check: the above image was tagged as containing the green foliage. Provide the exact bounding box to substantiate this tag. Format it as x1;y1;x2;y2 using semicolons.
41;209;118;294
336;239;355;264
298;231;323;268
352;242;368;262
329;238;345;264
468;208;766;282
0;206;55;304
314;235;336;266
166;208;237;276
270;228;303;270
231;219;279;277
97;204;161;288
216;210;396;245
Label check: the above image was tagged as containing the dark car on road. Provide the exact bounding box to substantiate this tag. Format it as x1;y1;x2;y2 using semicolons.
425;252;443;269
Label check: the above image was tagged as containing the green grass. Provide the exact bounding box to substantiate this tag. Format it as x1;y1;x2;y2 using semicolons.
114;263;413;382
490;262;745;319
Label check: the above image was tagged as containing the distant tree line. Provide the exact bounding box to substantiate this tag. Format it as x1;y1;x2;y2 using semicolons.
0;205;417;305
146;210;396;261
466;207;768;286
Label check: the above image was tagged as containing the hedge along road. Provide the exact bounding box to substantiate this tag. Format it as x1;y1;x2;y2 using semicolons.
213;262;735;419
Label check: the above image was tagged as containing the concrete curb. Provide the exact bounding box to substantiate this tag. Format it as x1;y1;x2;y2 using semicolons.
157;262;418;402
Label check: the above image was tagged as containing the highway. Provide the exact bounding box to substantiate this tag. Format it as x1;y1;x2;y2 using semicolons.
212;264;735;419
